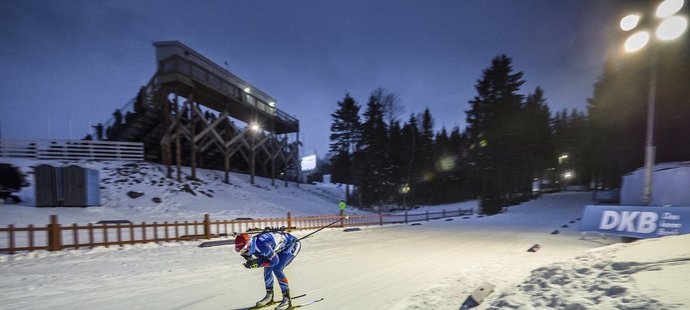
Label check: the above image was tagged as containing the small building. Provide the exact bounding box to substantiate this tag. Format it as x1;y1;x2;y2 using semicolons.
35;164;100;207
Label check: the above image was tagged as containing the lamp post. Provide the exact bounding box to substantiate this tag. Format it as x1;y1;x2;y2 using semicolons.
619;0;687;205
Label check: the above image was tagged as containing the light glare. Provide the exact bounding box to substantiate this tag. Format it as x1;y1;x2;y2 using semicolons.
656;0;684;18
624;31;650;52
620;14;641;31
656;15;688;40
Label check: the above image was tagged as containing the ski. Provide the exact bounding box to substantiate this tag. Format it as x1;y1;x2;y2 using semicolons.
289;297;324;309
232;294;306;310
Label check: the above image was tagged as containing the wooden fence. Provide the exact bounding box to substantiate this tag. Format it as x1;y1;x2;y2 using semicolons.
0;208;473;254
0;139;144;161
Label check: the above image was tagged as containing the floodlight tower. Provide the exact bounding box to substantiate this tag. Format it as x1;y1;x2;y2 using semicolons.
619;0;687;205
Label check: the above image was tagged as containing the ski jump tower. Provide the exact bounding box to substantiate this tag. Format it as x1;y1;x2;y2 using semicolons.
107;41;300;185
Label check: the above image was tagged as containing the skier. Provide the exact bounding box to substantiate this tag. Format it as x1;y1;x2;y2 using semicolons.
235;231;301;310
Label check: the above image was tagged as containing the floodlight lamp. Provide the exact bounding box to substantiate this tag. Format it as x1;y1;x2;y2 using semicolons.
624;31;650;52
244;87;251;93
250;123;260;131
563;171;574;180
656;0;684;18
620;14;641;31
656;15;688;40
479;140;488;148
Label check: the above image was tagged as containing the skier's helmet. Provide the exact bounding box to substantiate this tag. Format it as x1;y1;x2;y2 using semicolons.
235;233;250;252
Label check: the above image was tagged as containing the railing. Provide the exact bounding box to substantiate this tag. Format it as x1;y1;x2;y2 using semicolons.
102;74;160;130
0;139;144;161
0;208;474;254
158;55;299;130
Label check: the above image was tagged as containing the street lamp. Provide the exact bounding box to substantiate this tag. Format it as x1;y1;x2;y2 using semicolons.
558;154;568;165
619;0;687;205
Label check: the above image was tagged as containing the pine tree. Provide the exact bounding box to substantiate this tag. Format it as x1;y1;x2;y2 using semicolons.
448;126;472;200
465;55;525;214
357;94;390;207
388;120;406;205
329;93;361;201
400;114;420;206
414;108;436;203
522;87;553;191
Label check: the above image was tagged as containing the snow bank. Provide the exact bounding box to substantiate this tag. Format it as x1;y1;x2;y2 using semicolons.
487;234;690;309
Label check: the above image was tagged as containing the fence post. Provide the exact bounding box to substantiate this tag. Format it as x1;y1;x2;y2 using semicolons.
426;211;429;222
8;225;15;254
203;214;211;239
287;212;292;229
443;209;446;218
48;215;62;251
339;210;344;227
405;211;408;224
379;212;383;226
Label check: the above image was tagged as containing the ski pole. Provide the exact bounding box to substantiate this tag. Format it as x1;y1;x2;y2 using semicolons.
287;215;349;247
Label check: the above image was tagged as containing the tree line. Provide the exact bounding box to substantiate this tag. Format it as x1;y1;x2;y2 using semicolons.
326;45;690;214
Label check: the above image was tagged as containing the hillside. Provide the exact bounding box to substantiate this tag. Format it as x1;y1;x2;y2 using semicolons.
0;159;357;226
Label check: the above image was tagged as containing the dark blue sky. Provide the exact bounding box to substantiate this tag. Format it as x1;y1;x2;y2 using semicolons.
0;0;624;157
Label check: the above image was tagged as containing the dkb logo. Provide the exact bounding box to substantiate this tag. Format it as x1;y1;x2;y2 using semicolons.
599;211;658;234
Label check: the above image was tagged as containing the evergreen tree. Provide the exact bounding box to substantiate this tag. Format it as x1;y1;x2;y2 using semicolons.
329;93;361;201
400;114;420;206
448;127;472;200
465;55;525;214
522;87;554;191
388;120;406;205
416;108;436;203
587;40;690;188
357;94;390;207
586;59;646;188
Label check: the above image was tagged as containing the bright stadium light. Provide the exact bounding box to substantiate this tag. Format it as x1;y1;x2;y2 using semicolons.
656;0;684;18
656;15;688;40
624;31;651;52
620;14;641;31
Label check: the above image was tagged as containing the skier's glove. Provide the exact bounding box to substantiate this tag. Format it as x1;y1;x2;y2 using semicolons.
244;258;259;269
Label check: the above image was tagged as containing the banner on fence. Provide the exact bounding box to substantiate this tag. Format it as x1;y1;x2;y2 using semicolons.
580;205;690;238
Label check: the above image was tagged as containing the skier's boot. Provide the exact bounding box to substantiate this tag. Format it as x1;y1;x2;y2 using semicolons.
256;289;274;308
274;290;291;310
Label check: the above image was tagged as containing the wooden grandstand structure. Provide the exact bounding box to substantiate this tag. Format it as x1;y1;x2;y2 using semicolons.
104;41;300;186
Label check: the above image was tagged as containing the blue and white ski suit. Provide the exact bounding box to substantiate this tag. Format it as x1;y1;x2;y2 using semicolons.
247;232;301;293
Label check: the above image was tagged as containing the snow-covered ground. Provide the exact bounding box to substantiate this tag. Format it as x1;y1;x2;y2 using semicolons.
1;159;689;309
0;159;360;226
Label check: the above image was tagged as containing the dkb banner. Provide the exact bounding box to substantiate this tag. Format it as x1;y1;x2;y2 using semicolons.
580;205;690;239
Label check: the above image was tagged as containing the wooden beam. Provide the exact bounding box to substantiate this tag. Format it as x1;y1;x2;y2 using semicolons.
190;97;197;180
175;94;182;182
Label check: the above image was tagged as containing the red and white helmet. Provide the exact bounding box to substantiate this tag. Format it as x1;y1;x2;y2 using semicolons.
235;233;252;255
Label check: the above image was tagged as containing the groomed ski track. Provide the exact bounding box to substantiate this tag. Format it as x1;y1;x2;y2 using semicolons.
0;192;614;309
